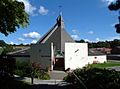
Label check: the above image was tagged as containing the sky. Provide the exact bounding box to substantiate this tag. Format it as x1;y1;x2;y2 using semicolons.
0;0;120;44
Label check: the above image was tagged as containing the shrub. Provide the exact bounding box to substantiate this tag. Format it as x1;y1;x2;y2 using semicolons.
14;61;31;77
0;56;16;79
64;67;120;89
15;61;50;80
31;62;50;80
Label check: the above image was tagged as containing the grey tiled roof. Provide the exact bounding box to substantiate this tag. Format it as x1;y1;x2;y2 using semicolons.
37;14;75;52
88;48;105;56
8;47;30;55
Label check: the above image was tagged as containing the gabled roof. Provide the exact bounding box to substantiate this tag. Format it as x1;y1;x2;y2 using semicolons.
37;13;75;52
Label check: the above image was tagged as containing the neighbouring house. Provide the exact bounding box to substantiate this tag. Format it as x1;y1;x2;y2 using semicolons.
94;48;112;54
8;13;107;70
111;46;120;54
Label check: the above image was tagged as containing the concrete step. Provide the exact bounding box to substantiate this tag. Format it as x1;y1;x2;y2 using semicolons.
50;70;67;80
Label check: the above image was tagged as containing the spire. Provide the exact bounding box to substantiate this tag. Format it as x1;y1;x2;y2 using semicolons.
56;12;64;28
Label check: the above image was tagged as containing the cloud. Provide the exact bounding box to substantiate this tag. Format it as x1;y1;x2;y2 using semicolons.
72;29;80;35
71;35;80;40
10;41;14;45
17;0;37;16
31;40;37;44
17;38;25;41
96;38;100;42
101;0;117;5
23;32;40;39
71;29;80;40
38;6;49;15
88;31;94;34
84;39;91;42
94;36;120;42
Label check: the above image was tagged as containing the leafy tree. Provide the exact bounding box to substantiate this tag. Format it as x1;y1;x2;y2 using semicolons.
0;0;29;81
0;40;13;55
76;39;85;43
108;0;120;33
0;40;7;47
0;0;29;36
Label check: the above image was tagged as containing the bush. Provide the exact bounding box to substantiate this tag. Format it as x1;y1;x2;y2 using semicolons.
31;62;50;80
0;56;16;79
15;61;50;80
14;61;31;77
64;67;120;89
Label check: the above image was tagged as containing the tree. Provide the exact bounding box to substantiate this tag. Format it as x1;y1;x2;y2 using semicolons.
76;39;85;43
0;0;29;80
108;0;120;33
0;0;29;36
0;40;7;47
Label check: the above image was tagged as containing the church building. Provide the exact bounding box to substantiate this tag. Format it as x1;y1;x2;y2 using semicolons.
30;13;75;70
8;13;107;71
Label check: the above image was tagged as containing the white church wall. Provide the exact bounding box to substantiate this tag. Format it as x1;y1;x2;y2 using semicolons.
65;43;88;70
88;55;107;64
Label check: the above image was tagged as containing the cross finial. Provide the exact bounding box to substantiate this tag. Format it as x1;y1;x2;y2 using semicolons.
58;5;62;15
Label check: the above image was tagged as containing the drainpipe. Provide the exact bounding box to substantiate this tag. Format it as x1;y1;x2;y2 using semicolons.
51;43;54;71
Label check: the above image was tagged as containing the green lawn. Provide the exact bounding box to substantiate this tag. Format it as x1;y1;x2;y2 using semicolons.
90;60;120;68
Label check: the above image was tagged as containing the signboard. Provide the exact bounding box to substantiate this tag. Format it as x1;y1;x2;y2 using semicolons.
65;43;88;70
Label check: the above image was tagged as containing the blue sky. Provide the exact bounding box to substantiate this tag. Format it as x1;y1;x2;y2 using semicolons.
0;0;120;44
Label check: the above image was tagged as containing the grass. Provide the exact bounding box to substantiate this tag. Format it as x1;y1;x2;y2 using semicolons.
90;60;120;68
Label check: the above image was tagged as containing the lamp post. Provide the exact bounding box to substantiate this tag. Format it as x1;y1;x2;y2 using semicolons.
65;68;87;89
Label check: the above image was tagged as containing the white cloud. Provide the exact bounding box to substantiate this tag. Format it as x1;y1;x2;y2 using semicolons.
38;6;48;15
71;29;80;40
71;35;80;40
17;0;37;16
17;38;25;41
94;36;120;42
10;41;14;45
31;40;37;44
23;32;40;39
72;29;80;35
84;39;91;42
101;0;117;5
88;31;94;34
96;38;100;42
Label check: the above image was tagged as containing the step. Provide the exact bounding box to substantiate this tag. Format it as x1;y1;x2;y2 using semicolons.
50;70;67;80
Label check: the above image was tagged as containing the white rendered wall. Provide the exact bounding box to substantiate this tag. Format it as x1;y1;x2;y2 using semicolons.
65;43;88;70
88;55;107;64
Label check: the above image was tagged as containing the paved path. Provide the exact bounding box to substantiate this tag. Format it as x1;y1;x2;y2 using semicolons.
15;75;67;84
50;70;67;80
15;74;74;89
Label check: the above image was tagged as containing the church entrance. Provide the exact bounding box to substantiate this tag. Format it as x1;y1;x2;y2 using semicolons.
53;57;65;71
